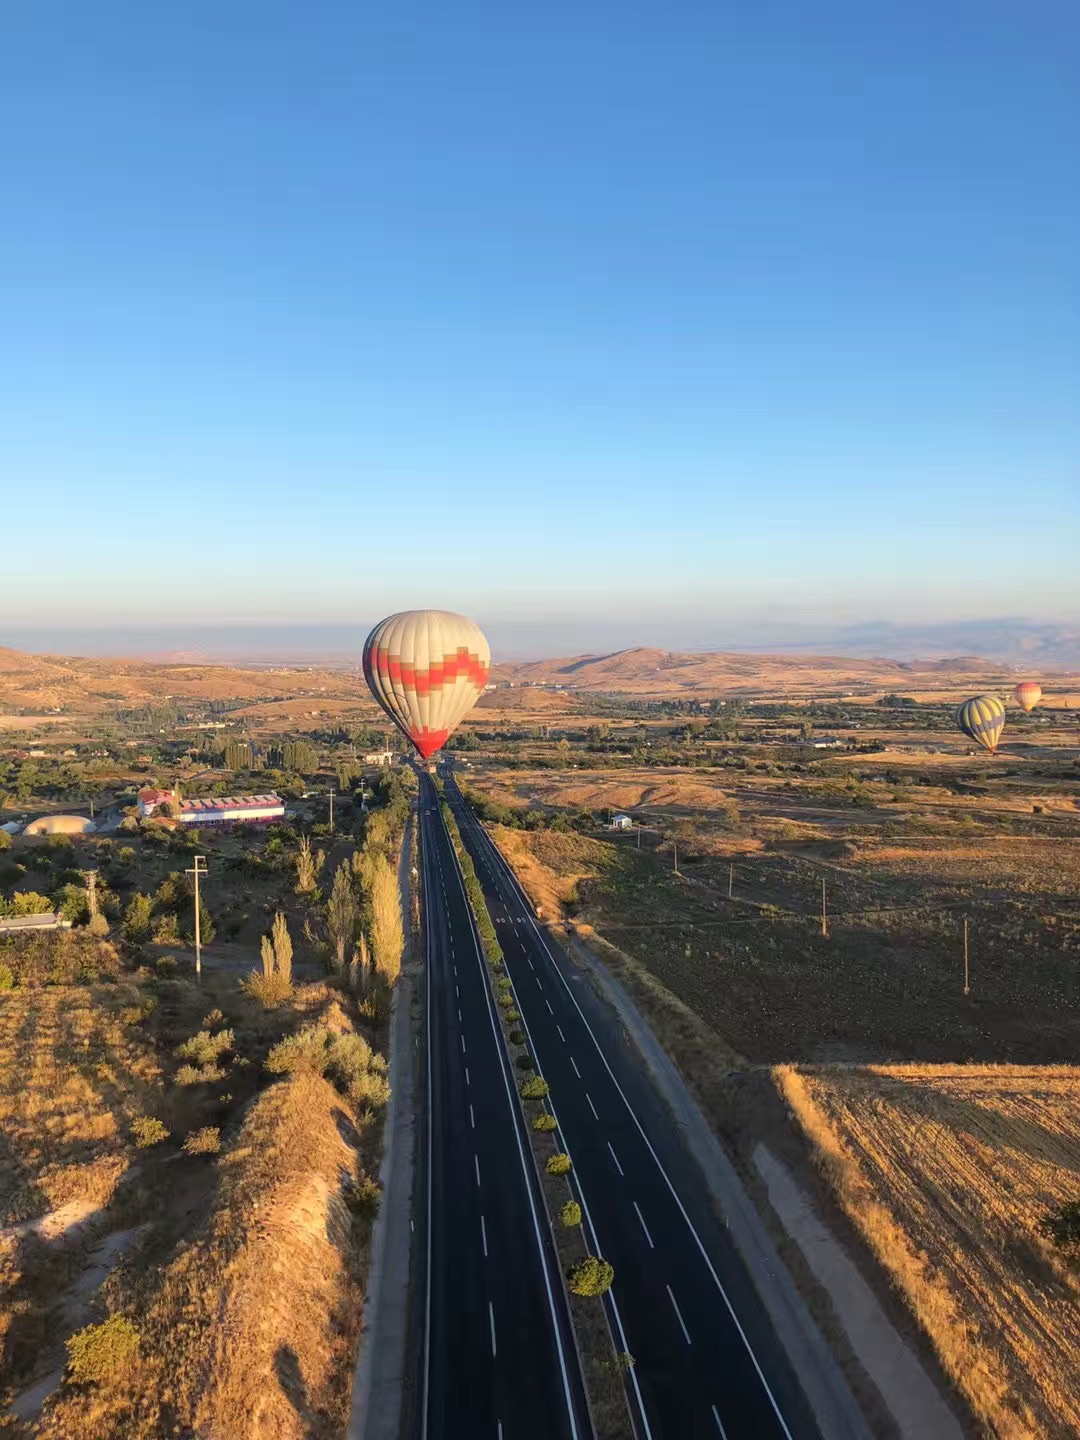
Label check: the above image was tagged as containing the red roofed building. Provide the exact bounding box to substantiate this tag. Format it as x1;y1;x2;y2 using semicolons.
138;788;284;827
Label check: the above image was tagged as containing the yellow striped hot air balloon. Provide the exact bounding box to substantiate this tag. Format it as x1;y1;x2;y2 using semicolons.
955;694;1007;753
1013;681;1042;712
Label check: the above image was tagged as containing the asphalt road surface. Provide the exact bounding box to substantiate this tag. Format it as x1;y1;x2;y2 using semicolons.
418;776;591;1440
442;770;825;1440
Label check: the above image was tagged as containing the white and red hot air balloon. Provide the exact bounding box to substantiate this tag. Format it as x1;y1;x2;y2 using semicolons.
1013;682;1042;713
363;610;490;760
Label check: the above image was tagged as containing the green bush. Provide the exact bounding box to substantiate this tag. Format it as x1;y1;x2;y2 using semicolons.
497;993;514;1008
346;1175;381;1220
515;1054;536;1071
567;1255;614;1297
508;1028;526;1046
265;1025;389;1110
175;1029;234;1068
174;1063;223;1086
520;1076;549;1100
0;963;13;991
546;1152;572;1175
182;1126;221;1155
497;977;513;991
66;1315;140;1382
559;1200;582;1227
130;1116;169;1148
1040;1200;1080;1251
533;1112;557;1132
505;1008;520;1022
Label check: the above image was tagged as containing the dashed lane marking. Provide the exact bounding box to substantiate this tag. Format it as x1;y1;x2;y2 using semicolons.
556;1024;566;1042
489;1302;497;1357
481;1214;488;1257
586;1093;599;1120
711;1404;729;1438
607;1142;624;1176
633;1201;655;1248
570;1058;581;1078
475;1154;481;1186
470;1104;476;1129
667;1284;691;1344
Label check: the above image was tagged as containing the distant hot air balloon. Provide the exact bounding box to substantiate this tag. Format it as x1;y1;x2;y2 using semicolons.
1013;682;1042;712
955;694;1007;753
363;610;491;760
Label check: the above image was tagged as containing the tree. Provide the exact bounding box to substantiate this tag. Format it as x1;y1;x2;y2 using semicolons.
123;893;154;944
295;836;316;893
369;851;403;985
567;1255;614;1297
328;861;359;972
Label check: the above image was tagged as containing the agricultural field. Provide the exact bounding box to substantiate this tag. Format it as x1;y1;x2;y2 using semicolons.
777;1064;1080;1440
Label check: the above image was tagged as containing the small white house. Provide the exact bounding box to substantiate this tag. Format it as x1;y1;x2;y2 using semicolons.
611;813;633;831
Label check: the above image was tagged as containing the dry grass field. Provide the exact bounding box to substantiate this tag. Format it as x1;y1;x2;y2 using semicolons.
777;1064;1080;1440
0;972;386;1439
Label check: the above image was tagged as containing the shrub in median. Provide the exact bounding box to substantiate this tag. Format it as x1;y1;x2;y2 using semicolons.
567;1255;614;1297
559;1200;582;1227
509;1028;526;1046
505;1008;520;1021
497;993;514;1008
533;1112;557;1132
546;1152;572;1176
515;1053;536;1071
520;1076;549;1100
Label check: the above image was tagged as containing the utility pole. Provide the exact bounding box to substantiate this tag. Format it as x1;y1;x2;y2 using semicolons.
963;917;970;996
187;855;208;983
821;877;828;938
673;837;681;877
84;870;98;918
728;862;734;898
328;787;335;835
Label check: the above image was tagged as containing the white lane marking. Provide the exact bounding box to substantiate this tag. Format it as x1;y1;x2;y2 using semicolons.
457;1007;462;1022
586;1093;599;1120
711;1404;729;1438
472;815;793;1438
470;1104;476;1128
570;1058;581;1078
474;1154;481;1186
527;958;534;972
497;1422;503;1440
461;1035;466;1054
455;984;459;997
545;999;553;1014
465;1067;470;1086
481;1214;488;1257
489;1301;497;1357
557;1024;566;1042
633;1201;655;1248
607;1142;624;1176
667;1284;691;1344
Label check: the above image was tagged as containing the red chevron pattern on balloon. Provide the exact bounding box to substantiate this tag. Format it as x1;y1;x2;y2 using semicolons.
370;647;490;694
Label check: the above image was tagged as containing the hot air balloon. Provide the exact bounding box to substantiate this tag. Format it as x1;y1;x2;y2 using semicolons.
955;694;1006;753
363;610;491;760
1013;682;1042;712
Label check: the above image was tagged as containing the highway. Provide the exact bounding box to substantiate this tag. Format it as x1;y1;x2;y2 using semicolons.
442;771;825;1440
417;775;591;1440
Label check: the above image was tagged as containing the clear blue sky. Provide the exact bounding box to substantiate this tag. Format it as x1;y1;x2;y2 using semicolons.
2;2;1077;654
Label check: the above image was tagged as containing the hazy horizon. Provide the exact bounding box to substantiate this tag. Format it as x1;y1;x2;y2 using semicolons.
3;613;1079;668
